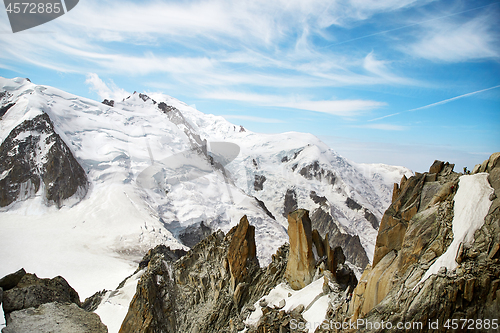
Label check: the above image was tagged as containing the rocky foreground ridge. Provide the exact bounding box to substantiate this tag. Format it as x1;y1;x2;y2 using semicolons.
1;211;356;333
0;269;107;332
116;212;357;333
319;153;500;332
2;153;499;332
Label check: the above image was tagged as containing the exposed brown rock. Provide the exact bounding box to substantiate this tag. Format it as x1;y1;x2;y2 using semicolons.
392;183;400;203
119;251;177;333
373;173;425;267
227;215;259;292
312;229;326;258
325;153;500;333
348;250;399;320
429;160;444;174
119;225;290;333
285;209;316;290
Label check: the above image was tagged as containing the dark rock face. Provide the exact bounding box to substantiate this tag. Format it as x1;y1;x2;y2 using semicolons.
345;197;362;210
158;101;175;113
3;302;108;333
253;174;266;191
0;102;15;118
0;269;26;291
283;188;298;217
364;209;379;229
138;245;187;271
310;190;327;205
325;153;500;332
2;273;81;316
179;221;212;248
299;161;336;185
101;99;114;107
0;113;88;208
310;208;369;269
254;197;275;220
157;101;205;148
81;289;108;312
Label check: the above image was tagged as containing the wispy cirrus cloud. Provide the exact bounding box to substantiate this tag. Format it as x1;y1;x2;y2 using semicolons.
405;12;499;62
221;115;285;124
354;123;407;131
370;84;500;122
204;90;386;116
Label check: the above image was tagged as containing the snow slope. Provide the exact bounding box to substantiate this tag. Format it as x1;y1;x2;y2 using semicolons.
0;77;411;331
418;173;494;286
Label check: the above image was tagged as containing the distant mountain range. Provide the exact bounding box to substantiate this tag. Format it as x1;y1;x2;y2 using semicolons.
0;76;411;304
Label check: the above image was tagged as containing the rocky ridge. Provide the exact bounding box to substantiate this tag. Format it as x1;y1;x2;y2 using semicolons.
316;153;500;332
111;210;357;333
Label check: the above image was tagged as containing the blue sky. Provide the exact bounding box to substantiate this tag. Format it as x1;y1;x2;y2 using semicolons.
0;0;499;172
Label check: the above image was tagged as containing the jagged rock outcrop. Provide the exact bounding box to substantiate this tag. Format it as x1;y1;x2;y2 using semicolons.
227;215;259;292
284;209;357;292
0;112;88;208
311;208;369;269
118;209;360;332
323;154;500;332
119;218;289;333
2;302;107;333
1;270;107;333
118;248;178;333
2;273;81;316
81;289;108;312
285;209;317;290
0;269;26;292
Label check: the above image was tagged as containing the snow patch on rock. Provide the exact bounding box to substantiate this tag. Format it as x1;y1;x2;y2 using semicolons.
418;173;494;286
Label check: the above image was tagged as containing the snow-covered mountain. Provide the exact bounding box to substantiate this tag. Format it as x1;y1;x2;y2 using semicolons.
0;76;411;304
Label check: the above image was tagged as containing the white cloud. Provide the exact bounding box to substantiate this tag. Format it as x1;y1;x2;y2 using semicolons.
277;100;386;116
406;14;499;62
221;115;285;123
355;123;407;131
85;73;129;101
204;90;386;116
